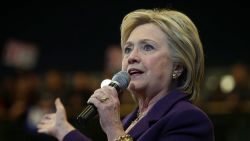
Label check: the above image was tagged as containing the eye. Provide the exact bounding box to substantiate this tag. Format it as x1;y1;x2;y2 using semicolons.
143;44;154;51
124;47;132;54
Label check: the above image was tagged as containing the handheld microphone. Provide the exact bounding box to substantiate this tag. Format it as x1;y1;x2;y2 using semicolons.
77;71;130;123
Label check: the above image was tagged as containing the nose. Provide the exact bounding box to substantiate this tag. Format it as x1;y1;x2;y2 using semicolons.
128;48;140;64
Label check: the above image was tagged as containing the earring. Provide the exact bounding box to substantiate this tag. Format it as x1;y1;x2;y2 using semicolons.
172;73;177;79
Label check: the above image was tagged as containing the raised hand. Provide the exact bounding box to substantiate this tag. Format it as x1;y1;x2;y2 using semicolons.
37;98;75;141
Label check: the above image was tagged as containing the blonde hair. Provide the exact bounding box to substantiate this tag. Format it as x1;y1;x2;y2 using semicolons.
120;9;204;102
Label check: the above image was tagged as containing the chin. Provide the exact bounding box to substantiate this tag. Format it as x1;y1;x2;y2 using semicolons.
128;81;145;92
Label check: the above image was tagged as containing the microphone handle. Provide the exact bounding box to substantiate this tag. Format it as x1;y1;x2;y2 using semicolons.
77;81;120;123
77;104;97;123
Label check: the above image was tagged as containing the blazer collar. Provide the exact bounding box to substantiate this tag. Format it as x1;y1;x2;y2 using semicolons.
122;90;190;139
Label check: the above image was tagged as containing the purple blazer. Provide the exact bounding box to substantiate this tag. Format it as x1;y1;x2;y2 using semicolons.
63;90;214;141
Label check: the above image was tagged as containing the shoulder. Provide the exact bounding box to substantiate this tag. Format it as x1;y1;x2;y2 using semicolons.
167;100;213;127
160;101;214;140
172;100;207;114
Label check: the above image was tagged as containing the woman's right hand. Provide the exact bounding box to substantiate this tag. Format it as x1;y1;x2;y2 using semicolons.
88;86;125;141
37;98;75;141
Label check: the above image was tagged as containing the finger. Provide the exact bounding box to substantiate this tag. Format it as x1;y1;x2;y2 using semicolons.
101;86;119;99
91;89;105;98
101;86;120;104
87;96;101;106
37;122;51;130
44;113;55;119
37;128;49;134
37;123;48;129
91;88;102;96
38;117;53;125
38;120;47;125
90;87;113;101
40;114;55;122
55;98;65;111
55;98;67;119
109;86;119;99
37;124;50;134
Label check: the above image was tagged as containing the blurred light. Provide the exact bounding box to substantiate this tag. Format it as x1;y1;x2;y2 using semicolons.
220;75;235;94
2;39;39;70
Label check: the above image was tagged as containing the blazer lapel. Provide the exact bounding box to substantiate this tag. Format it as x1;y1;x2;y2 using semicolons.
122;108;138;129
124;90;190;139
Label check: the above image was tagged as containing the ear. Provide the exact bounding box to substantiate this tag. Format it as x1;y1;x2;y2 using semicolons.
173;63;184;78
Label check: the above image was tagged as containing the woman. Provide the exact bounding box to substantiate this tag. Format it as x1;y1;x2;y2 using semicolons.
37;9;214;141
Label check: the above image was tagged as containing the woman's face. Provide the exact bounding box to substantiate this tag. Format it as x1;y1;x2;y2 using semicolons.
122;23;174;97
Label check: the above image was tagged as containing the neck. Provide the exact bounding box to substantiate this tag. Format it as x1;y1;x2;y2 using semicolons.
135;87;170;114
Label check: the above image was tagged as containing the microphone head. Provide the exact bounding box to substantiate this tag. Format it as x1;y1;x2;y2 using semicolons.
111;71;130;90
101;79;111;88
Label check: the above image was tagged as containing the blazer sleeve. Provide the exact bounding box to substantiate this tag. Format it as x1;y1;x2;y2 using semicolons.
63;130;92;141
159;109;214;141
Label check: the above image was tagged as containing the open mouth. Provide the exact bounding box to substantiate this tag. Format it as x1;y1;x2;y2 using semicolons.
128;68;144;76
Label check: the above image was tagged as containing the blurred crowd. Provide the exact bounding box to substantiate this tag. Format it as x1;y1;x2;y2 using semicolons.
200;63;250;114
0;44;136;141
0;41;250;141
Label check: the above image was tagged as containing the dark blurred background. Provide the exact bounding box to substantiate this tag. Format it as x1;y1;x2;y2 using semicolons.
0;1;249;141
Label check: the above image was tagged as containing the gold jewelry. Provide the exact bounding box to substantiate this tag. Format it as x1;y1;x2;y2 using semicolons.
136;112;143;121
99;96;109;102
131;112;143;125
114;134;133;141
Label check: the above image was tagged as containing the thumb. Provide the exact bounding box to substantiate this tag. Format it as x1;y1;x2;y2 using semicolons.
55;98;66;115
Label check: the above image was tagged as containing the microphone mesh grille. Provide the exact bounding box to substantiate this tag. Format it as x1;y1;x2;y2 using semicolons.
112;71;130;90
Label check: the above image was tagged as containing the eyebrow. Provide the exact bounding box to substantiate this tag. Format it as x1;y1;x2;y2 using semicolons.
140;39;157;45
124;39;157;47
